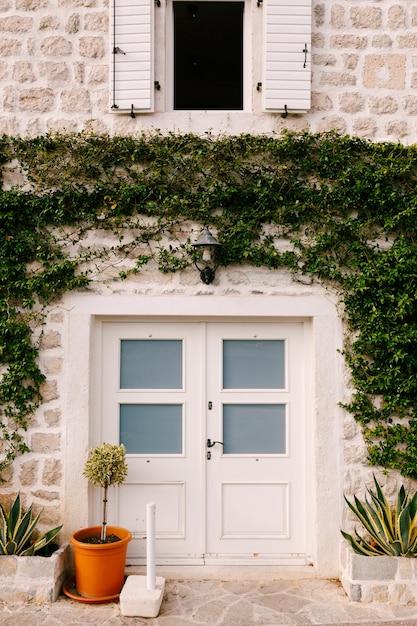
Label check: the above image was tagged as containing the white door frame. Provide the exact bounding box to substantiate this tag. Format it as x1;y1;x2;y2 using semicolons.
64;295;343;577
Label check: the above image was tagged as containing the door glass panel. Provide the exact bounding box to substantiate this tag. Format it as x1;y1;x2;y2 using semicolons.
223;404;286;454
120;339;182;389
223;340;285;389
120;404;183;454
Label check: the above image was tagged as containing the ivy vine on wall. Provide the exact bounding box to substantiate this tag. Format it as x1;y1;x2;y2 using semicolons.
1;131;417;478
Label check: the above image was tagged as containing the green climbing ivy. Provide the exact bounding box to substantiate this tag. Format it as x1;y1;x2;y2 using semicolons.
1;130;417;477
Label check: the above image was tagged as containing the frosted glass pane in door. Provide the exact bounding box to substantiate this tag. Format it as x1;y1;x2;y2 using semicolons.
223;340;285;389
223;404;286;454
120;340;182;389
120;404;183;454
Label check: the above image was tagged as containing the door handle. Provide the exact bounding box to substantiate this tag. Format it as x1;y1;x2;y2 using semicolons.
207;438;223;448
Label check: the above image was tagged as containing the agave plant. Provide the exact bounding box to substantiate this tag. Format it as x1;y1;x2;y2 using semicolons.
0;493;62;556
341;475;417;557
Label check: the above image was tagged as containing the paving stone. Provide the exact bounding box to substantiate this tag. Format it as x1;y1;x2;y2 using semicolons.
2;577;417;625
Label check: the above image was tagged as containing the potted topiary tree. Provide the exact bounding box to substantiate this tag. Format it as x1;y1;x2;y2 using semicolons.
67;443;132;601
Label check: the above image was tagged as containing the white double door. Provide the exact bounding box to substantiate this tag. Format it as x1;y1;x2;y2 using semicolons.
97;320;308;564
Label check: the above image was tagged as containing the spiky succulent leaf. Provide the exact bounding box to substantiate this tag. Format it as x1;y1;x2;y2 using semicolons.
342;476;417;557
369;479;395;540
0;506;8;552
409;491;417;520
0;493;62;556
13;509;42;554
19;525;63;556
366;497;395;546
398;505;411;555
345;494;394;551
4;540;18;555
397;485;408;514
8;493;22;536
341;530;382;556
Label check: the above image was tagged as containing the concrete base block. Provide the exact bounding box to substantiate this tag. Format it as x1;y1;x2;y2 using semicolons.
120;575;165;617
0;543;71;603
340;542;417;604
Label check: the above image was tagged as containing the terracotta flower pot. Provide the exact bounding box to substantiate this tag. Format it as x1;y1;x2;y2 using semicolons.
70;526;132;599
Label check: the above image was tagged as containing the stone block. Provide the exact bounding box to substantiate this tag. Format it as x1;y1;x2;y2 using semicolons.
0;16;33;33
388;6;405;30
84;12;108;31
364;54;406;89
40;330;62;350
349;552;397;581
19;88;55;112
350;7;382;29
40;36;72;56
385;121;408;139
331;5;345;29
403;96;417;115
120;575;165;618
362;584;389;603
66;13;80;34
39;16;60;30
12;60;35;83
330;35;367;49
369;96;398;115
61;88;91;112
0;557;18;577
340;544;417;604
391;583;417;606
0;543;70;603
31;432;61;453
42;459;63;485
78;36;105;59
397;557;414;579
352;117;377;138
39;61;70;86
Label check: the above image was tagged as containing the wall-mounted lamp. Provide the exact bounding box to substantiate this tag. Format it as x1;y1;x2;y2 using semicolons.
192;226;222;284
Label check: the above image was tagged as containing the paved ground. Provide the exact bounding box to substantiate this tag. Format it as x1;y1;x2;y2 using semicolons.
2;569;417;625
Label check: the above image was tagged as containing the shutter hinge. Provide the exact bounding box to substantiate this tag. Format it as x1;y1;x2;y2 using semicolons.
257;0;262;6
154;81;161;90
155;0;161;6
113;46;126;55
256;82;262;91
303;44;308;68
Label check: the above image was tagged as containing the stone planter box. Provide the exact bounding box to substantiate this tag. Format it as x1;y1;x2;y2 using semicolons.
340;543;417;605
0;543;71;603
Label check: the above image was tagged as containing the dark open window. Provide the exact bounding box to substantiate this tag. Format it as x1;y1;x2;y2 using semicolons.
174;1;244;110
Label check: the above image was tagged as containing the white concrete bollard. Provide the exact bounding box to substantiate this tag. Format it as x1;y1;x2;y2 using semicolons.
120;502;165;617
147;502;156;591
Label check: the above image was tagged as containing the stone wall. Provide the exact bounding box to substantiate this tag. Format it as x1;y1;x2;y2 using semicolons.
0;0;415;573
0;0;416;141
0;306;66;534
0;220;402;574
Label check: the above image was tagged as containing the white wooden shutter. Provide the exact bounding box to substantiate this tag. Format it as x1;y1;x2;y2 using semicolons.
262;0;311;113
111;0;154;113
